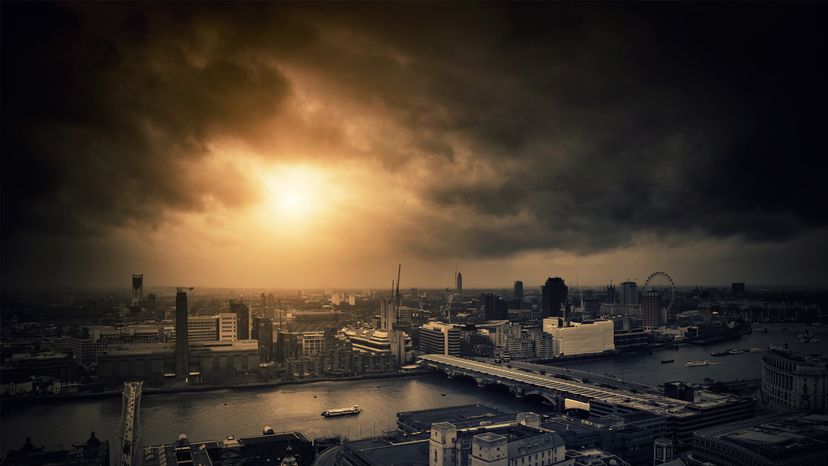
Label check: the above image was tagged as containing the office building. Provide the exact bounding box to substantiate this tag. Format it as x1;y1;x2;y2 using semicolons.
691;412;828;466
606;283;617;304
419;322;462;356
641;290;663;328
456;272;463;295
175;290;189;377
542;319;615;357
254;316;274;361
761;348;828;412
541;277;568;319
619;281;638;306
229;300;251;340
218;312;238;341
187;315;219;342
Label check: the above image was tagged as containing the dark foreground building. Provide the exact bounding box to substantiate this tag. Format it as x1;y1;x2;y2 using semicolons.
143;430;314;466
3;432;109;466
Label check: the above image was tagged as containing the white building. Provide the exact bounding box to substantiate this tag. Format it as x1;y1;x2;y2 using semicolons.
218;313;237;341
542;319;615;357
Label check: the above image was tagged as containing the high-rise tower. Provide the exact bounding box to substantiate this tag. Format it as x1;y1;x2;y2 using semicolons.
229;300;250;340
514;281;524;300
620;281;638;306
131;274;143;306
455;272;463;295
175;289;189;377
642;290;662;328
541;277;568;319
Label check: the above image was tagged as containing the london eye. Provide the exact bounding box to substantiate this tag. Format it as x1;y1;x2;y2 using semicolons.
643;271;675;312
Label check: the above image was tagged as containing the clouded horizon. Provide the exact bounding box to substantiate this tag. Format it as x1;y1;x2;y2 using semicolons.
2;2;827;289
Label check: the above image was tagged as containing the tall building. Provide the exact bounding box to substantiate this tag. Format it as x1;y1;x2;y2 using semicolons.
513;281;524;301
254;317;274;362
229;301;250;340
541;277;568;319
482;293;507;321
131;274;143;306
175;290;189;377
456;272;463;295
619;281;638;306
641;290;662;328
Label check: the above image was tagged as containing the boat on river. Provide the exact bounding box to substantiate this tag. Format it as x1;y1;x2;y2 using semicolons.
661;359;675;364
686;360;717;367
321;405;362;418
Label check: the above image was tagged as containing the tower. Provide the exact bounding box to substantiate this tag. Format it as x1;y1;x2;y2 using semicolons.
131;274;143;306
455;272;463;296
513;280;523;300
175;290;189;377
230;300;250;340
654;438;674;465
620;281;638;306
541;277;568;319
430;422;457;466
471;432;507;466
642;290;662;328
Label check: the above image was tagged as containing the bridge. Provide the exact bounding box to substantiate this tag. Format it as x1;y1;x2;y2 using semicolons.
119;381;143;466
418;354;690;416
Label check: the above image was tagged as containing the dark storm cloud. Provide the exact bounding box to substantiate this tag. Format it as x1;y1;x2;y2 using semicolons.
2;2;827;271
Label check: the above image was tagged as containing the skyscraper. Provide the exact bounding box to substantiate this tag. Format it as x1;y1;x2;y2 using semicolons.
619;281;638;306
605;283;616;304
175;290;189;377
229;300;250;340
455;272;463;295
482;293;508;321
514;281;524;301
541;277;568;319
131;273;143;306
641;290;662;328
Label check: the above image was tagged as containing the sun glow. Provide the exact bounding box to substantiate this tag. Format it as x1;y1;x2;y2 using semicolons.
261;166;320;218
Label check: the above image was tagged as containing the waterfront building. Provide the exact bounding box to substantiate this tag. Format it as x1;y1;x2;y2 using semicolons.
541;319;615;357
641;291;662;328
761;348;828;413
143;430;314;466
97;340;260;384
419;322;462;356
690;412;828;466
175;290;189;377
541;277;568;319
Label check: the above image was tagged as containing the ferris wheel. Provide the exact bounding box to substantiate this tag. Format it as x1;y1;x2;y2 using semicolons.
643;271;675;312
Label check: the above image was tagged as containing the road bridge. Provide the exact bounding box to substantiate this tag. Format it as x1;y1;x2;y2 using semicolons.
119;381;143;466
418;354;689;416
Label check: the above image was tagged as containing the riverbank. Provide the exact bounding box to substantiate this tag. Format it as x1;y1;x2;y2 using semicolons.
0;368;432;407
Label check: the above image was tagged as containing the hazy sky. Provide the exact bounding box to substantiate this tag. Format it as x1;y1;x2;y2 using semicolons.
2;2;827;289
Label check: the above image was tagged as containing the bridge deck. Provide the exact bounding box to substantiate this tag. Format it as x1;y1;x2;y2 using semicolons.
120;381;142;466
419;354;690;414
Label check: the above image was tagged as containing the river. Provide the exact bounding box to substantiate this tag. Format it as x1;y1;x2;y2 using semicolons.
2;323;826;457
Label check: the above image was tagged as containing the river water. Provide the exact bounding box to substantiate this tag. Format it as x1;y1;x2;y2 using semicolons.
2;323;826;456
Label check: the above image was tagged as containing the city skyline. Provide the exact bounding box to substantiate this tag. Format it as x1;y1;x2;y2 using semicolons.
3;3;827;289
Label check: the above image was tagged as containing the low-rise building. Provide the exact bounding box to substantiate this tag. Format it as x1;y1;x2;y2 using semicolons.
691;412;828;466
419;322;462;356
